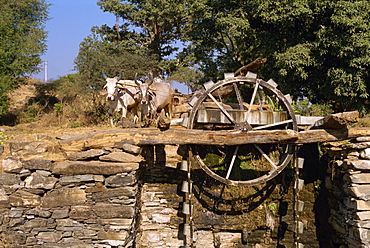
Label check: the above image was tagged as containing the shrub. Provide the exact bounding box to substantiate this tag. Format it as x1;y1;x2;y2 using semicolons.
292;99;333;117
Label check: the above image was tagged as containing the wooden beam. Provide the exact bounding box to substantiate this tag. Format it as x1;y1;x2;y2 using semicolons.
234;58;267;76
57;128;298;152
57;127;370;152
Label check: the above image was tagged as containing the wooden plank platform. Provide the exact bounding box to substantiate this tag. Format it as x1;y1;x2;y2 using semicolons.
57;127;370;152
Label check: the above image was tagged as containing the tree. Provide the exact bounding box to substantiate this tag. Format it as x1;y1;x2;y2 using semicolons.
95;0;203;76
0;0;49;116
75;26;158;91
76;0;209;92
252;0;370;112
182;0;259;81
184;0;370;112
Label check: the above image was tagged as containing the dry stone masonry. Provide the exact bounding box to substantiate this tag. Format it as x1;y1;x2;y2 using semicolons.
1;128;368;247
323;137;370;248
0;135;141;247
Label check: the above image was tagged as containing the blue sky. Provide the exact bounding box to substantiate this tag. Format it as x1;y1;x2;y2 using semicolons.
34;0;188;93
34;0;114;80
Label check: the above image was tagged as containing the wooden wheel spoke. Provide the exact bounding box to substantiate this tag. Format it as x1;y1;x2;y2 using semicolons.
246;81;260;120
207;93;236;124
253;119;294;130
233;83;244;110
225;146;239;179
253;144;277;169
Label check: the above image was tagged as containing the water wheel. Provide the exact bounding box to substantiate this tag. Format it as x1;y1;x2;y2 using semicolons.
186;74;297;186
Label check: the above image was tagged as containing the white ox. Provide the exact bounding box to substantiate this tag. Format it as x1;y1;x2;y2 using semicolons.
101;76;140;126
135;77;174;125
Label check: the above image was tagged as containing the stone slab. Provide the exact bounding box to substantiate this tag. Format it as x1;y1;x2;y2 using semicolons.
9;190;41;207
52;161;139;175
24;172;58;189
91;187;136;201
357;137;370;142
2;156;23;173
42;188;86;208
356;211;370;221
345;142;370;150
69;206;94;220
0;174;20;185
105;173;137;187
347;160;370;170
9;141;48;156
345;173;370;184
23;159;53;170
122;144;142;154
99;151;143;163
59;175;104;185
349;185;370;200
0;188;9;205
355;200;370;211
67;149;105;161
93;203;134;218
360;148;370;160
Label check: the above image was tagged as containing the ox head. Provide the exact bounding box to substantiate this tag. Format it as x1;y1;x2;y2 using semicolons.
135;75;154;105
102;75;120;101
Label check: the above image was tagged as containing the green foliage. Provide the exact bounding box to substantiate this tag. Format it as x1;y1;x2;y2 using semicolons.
53;103;63;114
17;102;42;123
167;67;204;91
79;0;196;78
50;74;84;103
0;0;49;77
75;26;158;90
97;0;189;57
292;98;333;116
182;0;370;112
0;76;17;116
0;131;7;145
353;118;370;128
267;202;278;214
68;122;81;128
85;0;370;113
0;0;49;117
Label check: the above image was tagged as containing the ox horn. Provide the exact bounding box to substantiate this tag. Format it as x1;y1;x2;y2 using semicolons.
148;71;154;80
102;70;107;79
134;73;141;86
147;78;154;86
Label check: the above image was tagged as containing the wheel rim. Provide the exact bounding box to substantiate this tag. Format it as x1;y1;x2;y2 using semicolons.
187;76;297;186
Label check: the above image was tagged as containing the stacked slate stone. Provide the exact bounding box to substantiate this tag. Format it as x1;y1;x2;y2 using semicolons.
325;137;370;248
0;138;142;248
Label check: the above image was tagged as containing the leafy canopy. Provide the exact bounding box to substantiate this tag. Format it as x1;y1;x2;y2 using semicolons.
77;0;370;112
0;0;49;117
183;0;370;112
0;0;49;78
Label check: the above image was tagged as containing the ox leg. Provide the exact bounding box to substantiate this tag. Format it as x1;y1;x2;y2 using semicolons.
108;110;116;127
109;116;115;127
140;103;152;127
132;105;139;125
120;108;129;128
120;107;138;128
157;108;171;130
121;107;128;121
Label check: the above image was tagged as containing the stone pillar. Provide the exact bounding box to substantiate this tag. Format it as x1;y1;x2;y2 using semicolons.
324;137;370;247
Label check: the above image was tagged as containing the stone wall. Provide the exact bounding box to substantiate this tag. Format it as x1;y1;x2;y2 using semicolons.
0;135;141;247
0;132;322;247
322;137;370;248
